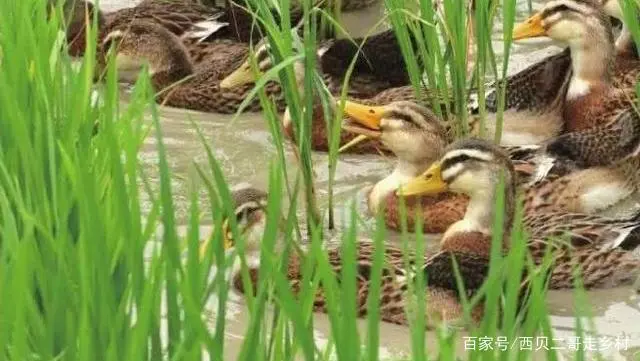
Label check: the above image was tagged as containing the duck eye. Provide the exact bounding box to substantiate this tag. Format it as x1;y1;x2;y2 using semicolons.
236;210;248;222
393;112;414;125
454;154;471;163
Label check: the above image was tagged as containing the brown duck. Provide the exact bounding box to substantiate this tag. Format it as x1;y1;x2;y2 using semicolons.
97;21;285;114
198;186;488;328
399;138;640;289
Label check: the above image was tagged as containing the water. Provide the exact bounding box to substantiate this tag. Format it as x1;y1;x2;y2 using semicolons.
99;0;640;359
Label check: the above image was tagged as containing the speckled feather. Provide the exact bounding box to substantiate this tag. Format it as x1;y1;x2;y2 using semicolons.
545;108;640;167
233;240;488;327
380;191;469;234
483;48;573;113
101;21;286;114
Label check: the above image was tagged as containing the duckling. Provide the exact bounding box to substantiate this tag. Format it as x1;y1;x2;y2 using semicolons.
398;138;640;289
198;186;488;328
97;21;285;114
512;0;637;132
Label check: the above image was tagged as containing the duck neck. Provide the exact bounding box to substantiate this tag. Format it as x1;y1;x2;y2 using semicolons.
443;176;515;253
369;159;434;213
566;37;613;101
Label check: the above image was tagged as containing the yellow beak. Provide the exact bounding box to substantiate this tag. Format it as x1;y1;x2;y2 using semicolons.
198;219;233;261
396;161;448;197
339;100;388;131
220;61;257;89
512;12;547;40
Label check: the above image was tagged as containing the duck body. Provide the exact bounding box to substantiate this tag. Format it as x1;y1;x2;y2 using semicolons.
63;0;224;57
523;156;640;218
378;191;469;233
512;0;640;135
100;21;286;114
399;138;640;289
206;187;488;328
231;241;487;326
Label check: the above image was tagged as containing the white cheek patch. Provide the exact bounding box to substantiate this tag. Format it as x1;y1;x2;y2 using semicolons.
258;59;271;72
317;45;330;58
244;217;266;252
442;149;495;163
448;170;477;191
547;19;585;42
441;163;464;182
381;118;404;130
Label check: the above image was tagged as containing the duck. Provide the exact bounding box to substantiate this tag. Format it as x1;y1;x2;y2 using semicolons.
337;99;607;235
58;0;314;59
58;0;225;57
219;28;419;153
97;21;286;114
511;0;638;133
340;100;469;233
198;186;489;328
398;138;640;289
344;0;640;151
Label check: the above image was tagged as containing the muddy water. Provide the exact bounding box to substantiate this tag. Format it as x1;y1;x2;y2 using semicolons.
99;0;640;359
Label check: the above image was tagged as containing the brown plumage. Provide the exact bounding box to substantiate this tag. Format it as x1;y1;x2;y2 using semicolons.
58;0;223;57
398;138;640;290
513;0;639;134
204;186;487;328
58;0;316;57
379;191;469;234
97;21;285;114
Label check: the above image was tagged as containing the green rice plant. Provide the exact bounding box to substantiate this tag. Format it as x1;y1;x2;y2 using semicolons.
0;0;609;360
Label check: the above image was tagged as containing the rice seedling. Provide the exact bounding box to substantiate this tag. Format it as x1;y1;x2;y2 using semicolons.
0;0;629;360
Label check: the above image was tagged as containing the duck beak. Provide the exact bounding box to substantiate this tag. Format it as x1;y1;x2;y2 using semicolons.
221;218;233;250
220;61;256;89
339;100;387;131
396;161;448;196
338;101;388;152
512;12;546;40
198;219;233;261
